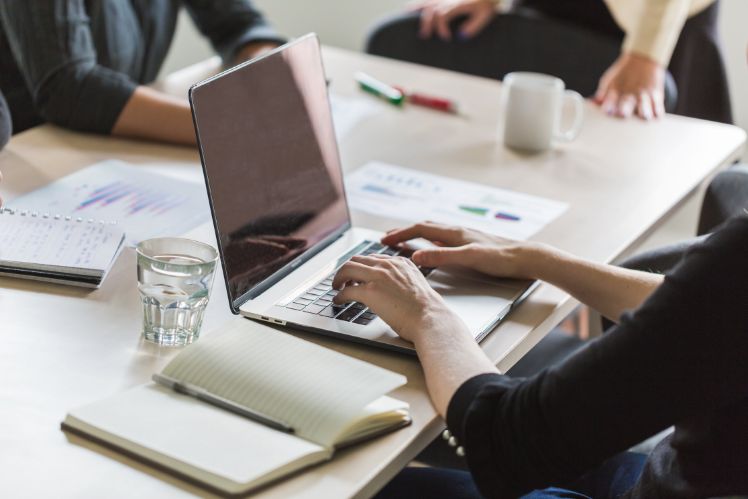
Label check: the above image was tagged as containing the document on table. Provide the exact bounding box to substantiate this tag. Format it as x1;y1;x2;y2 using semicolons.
7;160;211;246
330;94;379;141
345;162;568;240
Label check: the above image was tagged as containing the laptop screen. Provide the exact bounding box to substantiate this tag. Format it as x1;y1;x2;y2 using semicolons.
191;35;350;309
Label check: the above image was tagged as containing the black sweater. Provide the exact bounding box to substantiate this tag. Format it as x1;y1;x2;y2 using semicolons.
447;216;748;498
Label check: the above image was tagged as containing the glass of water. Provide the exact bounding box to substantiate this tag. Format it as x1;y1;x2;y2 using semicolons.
136;238;218;347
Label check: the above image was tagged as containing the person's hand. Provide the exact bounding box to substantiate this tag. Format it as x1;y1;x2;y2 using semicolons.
234;41;279;64
381;221;552;280
332;254;467;343
0;168;3;206
410;0;497;41
594;52;666;120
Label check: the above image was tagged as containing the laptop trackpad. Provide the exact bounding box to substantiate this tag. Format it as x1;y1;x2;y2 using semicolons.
428;267;525;337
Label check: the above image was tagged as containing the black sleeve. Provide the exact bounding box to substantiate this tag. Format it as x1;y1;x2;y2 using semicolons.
447;216;748;498
0;0;137;133
182;0;286;64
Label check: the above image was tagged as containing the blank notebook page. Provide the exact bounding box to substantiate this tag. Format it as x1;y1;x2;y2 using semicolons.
161;320;407;446
0;213;123;272
67;383;326;487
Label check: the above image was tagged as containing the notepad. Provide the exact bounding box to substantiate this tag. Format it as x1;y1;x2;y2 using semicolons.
0;208;125;287
62;320;411;496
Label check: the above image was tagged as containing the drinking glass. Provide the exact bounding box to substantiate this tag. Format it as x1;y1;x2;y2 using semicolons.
136;238;218;346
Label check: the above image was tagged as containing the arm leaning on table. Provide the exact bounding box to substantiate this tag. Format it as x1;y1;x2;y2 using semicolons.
400;0;715;120
387;223;662;324
115;0;284;145
332;220;748;497
0;0;281;146
0;1;175;142
594;0;714;119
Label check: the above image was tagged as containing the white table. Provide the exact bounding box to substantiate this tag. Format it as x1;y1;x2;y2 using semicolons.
0;47;744;498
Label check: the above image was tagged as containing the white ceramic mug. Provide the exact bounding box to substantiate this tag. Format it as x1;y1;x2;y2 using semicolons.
500;72;584;152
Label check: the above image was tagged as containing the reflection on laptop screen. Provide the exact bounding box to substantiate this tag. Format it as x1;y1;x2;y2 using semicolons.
191;36;349;307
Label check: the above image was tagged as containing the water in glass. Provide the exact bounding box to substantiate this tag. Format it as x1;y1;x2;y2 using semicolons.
137;239;217;346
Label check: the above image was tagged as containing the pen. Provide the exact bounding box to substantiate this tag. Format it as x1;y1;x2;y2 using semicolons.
355;72;404;106
394;86;460;114
152;373;295;434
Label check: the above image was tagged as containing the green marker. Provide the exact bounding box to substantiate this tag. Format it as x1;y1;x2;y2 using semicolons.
355;71;405;106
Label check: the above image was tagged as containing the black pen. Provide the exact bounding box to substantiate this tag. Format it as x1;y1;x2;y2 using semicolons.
152;373;295;434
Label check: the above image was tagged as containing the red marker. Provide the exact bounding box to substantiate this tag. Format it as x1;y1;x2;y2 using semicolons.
394;86;460;114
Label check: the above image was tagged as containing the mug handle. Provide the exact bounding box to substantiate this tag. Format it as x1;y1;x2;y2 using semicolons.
554;90;584;142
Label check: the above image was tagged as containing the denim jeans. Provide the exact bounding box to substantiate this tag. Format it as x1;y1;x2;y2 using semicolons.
374;452;647;499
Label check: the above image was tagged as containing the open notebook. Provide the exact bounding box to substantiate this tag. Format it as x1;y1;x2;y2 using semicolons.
62;320;410;496
0;208;125;287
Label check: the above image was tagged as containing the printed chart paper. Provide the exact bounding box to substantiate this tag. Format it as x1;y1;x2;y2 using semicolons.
8;160;211;246
345;162;568;240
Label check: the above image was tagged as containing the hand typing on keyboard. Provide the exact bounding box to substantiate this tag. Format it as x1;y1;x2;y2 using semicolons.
331;253;461;343
284;241;434;325
284;241;435;325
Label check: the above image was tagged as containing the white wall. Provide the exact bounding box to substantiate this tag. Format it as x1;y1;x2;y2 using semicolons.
163;0;747;156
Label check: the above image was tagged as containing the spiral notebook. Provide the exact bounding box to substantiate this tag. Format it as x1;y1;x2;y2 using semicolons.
0;208;125;287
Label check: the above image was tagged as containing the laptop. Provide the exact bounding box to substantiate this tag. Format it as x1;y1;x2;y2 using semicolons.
189;33;535;354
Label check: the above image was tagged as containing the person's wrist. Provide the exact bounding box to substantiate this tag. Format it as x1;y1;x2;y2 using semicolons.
492;242;553;280
519;243;563;281
621;51;663;71
235;41;278;63
409;301;469;347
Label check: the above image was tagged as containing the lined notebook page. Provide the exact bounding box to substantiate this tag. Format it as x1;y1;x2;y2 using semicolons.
161;320;406;447
0;212;123;273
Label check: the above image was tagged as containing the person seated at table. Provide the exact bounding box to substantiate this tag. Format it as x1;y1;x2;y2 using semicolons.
331;218;748;498
0;1;284;145
367;0;732;123
0;89;9;151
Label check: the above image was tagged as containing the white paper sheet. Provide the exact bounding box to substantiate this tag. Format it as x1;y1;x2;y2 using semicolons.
8;160;211;246
330;94;379;141
345;162;568;240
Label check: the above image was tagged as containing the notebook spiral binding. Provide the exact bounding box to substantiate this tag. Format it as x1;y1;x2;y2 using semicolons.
0;207;118;225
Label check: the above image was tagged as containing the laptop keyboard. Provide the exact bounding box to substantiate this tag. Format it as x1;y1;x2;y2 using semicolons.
284;241;433;326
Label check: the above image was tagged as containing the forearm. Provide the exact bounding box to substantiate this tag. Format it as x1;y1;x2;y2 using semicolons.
620;0;690;65
112;86;196;146
443;219;748;497
532;246;663;323
413;309;498;417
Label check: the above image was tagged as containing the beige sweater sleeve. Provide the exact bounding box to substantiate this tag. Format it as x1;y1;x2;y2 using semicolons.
607;0;715;66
